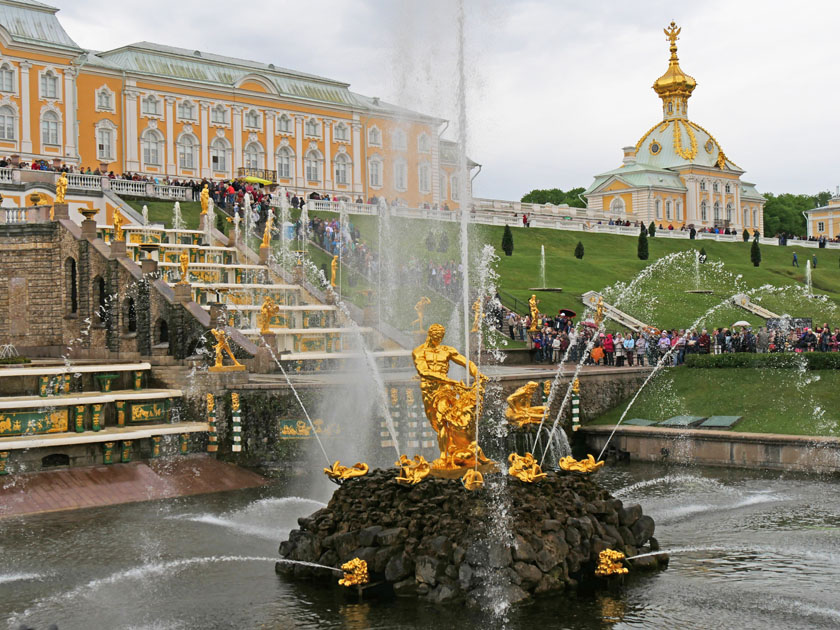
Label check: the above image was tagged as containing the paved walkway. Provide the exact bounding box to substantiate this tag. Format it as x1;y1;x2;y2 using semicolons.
0;456;266;518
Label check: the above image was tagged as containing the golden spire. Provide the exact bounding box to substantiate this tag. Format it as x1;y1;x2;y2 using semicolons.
652;21;696;120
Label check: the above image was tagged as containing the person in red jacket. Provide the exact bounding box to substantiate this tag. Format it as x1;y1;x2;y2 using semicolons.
603;333;615;366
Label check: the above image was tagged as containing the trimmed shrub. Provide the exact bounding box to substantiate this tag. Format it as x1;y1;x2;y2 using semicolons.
574;241;584;259
637;227;649;260
743;228;750;242
502;224;514;256
648;221;656;237
751;238;761;267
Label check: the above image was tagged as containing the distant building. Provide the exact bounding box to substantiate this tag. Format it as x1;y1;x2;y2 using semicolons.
584;22;765;231
0;0;476;207
805;190;840;238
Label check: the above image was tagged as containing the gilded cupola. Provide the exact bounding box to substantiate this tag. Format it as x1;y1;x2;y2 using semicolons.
652;21;696;120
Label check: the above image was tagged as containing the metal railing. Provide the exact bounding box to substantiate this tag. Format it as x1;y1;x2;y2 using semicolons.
237;167;276;182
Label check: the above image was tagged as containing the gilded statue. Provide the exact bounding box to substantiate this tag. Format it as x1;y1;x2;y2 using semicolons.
595;549;628;577
508;452;547;483
55;172;68;204
200;184;209;215
412;324;492;472
257;296;280;334
324;461;369;481
330;255;338;288
461;469;484;491
338;558;369;587
471;298;482;333
572;377;581;395
209;328;245;371
262;213;273;248
177;249;190;285
559;453;605;474
112;208;125;242
411;296;431;332
395;454;431;485
529;294;539;332
594;297;605;328
505;381;547;428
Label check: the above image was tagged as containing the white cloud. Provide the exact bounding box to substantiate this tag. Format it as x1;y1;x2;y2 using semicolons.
51;0;840;199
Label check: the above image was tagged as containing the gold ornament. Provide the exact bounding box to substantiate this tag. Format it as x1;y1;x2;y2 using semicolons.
209;328;245;371
395;454;431;485
595;549;629;577
200;184;209;215
672;119;698;161
461;469;484;491
559;454;605;474
411;296;431;332
262;214;273;248
572;377;581;395
543;380;551;397
177;249;191;285
55;172;68;204
471;298;483;333
231;392;240;412
206;393;214;412
529;294;539;332
594;296;605;328
338;558;369;587
257;296;280;334
507;452;547;483
112;208;125;242
323;460;369;481
330;255;338;287
505;381;546;428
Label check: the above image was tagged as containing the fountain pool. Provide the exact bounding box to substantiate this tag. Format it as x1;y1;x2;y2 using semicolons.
4;463;840;629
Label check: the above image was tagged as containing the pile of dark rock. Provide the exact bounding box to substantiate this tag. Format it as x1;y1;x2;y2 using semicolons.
277;468;667;606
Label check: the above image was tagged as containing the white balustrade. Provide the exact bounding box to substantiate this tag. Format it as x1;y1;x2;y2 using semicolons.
2;207;27;223
67;173;101;190
154;185;191;200
111;180;149;196
0;167;14;183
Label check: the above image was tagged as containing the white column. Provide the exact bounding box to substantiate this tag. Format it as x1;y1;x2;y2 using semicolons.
294;115;304;189
323;119;332;190
19;61;31;154
265;111;275;176
199;101;210;177
165;96;176;175
431;129;441;205
63;67;77;159
351;121;362;194
734;181;742;229
685;176;696;223
124;89;139;170
232;106;243;174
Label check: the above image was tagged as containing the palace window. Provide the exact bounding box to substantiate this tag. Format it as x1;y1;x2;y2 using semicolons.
304;118;320;137
725;183;731;194
418;133;431;153
450;174;460;201
743;208;749;226
305;149;321;181
418;163;431;194
141;128;163;165
392;129;407;151
41;110;60;145
211;105;227;125
394;159;407;191
210;137;229;172
177;134;197;169
818;221;825;233
334;153;350;185
676;201;682;221
334;122;349;142
726;203;733;223
699;181;706;192
97;127;114;160
177;100;195;121
701;201;707;222
277;114;292;134
666;200;672;220
0;64;13;93
244;141;264;169
244;109;260;130
369;157;383;187
753;209;759;227
713;201;721;222
40;70;58;99
277;146;293;179
368;126;381;146
97;89;112;111
0;105;15;140
439;170;447;200
655;199;661;219
713;182;719;193
610;197;625;215
141;95;161;116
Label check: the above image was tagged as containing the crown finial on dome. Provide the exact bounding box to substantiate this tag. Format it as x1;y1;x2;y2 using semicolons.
653;21;696;121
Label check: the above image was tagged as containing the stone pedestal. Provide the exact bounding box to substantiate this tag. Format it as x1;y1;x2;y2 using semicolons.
81;218;97;240
110;240;126;258
209;303;228;327
173;283;192;304
52;202;69;220
259;245;270;264
325;290;336;305
141;258;158;275
253;335;277;374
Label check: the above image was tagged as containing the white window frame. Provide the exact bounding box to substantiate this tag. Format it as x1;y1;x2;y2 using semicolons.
176;133;198;170
818;221;825;233
701;201;707;222
666;200;672;220
725;183;731;194
392;129;407;151
0;63;16;94
304;118;320;138
368;125;381;147
141;128;164;166
699;181;706;192
611;197;625;216
95;85;115;113
439;170;448;200
334;152;350;185
0;103;16;141
277;113;293;134
726;203;733;223
38;68;60;101
334;122;349;142
95;119;117;161
177;99;197;121
713;201;721;222
276;146;294;180
655;199;661;219
676;201;682;221
210;105;229;126
713;182;720;193
40;108;61;146
753;209;759;227
369;157;383;188
305;149;322;182
418;133;431;153
244;141;265;170
418;162;431;194
450;174;460;201
141;94;162;118
244;109;261;130
393;158;408;192
210;136;230;173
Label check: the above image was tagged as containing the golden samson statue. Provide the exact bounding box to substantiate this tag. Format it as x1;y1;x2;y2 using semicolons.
411;324;493;473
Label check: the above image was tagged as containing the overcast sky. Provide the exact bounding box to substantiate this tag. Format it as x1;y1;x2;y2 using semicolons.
53;0;840;200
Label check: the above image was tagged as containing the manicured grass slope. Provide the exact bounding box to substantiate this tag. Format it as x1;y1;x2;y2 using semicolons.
589;367;840;436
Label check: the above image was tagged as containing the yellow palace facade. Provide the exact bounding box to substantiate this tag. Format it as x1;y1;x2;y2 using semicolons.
585;22;765;231
0;0;472;207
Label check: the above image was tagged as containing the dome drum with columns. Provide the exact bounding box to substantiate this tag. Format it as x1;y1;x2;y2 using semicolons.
584;22;765;231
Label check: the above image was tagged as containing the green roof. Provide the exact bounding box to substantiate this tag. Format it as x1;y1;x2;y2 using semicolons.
0;0;81;51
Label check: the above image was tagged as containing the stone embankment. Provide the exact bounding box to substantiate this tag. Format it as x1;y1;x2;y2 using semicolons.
277;468;666;605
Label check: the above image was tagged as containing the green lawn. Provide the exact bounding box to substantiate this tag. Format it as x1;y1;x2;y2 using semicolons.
124;199;203;230
589;367;840;436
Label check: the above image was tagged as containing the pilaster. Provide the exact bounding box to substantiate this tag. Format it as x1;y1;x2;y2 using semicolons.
232;106;243;173
352;121;362;193
265;111;275;172
323;119;332;190
199;100;210;177
19;61;31;154
295;115;304;188
63;68;77;160
165;96;176;175
124;89;140;170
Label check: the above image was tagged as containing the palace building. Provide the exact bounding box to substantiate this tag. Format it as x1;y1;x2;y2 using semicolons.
584;22;765;231
804;189;840;238
0;0;473;207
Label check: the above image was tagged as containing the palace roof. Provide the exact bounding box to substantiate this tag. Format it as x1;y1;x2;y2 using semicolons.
0;0;81;51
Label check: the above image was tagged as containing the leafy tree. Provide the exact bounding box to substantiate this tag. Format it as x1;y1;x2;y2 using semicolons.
699;247;707;261
501;224;514;256
648;221;656;237
521;187;587;208
762;191;832;237
750;238;761;267
637;225;649;260
742;228;750;242
574;241;584;259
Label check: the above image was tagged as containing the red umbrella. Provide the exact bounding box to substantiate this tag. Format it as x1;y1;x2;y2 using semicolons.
583;320;598;328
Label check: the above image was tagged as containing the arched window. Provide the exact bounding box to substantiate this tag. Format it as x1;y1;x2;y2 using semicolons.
210;137;229;172
0;64;14;93
40;70;58;99
753;209;759;227
276;146;293;179
334;153;350;185
726;203;733;223
418;162;431;194
743;208;749;226
0;105;15;141
96;121;115;161
304;118;320;137
439;170;448;200
655;199;661;219
713;201;721;222
610;197;625;215
141;95;160;116
450;174;460;201
92;276;107;327
392;129;407;151
676;201;682;221
369;157;383;187
141;128;163;165
393;159;407;191
334;122;349;142
41;110;60;145
177;134;197;169
666;200;672;220
305;149;321;182
155;318;169;344
277;114;292;133
65;257;77;315
701;201;707;222
244;109;260;129
122;297;137;334
177;100;195;120
211;105;227;125
418;133;431;153
244;141;264;169
368;126;381;146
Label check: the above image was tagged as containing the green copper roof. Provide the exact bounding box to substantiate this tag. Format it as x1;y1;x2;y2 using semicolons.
0;0;81;51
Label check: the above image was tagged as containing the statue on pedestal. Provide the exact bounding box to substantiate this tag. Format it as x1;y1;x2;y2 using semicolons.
55;172;68;204
505;381;547;428
257;296;280;334
112;208;125;242
209;328;245;371
330;255;338;287
411;296;431;332
529;294;539;332
200;184;209;215
177;249;190;285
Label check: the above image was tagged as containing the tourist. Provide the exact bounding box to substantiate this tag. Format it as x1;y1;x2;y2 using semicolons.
635;333;646;366
623;333;635;366
792;252;799;267
614;332;625;367
812;254;818;269
603;333;615;366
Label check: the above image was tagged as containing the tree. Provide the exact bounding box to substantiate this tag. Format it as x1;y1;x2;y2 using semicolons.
637;225;649;260
501;224;514;256
521;187;587;208
574;241;584;259
699;247;707;262
750;238;761;267
762;190;832;237
648;221;656;237
742;228;750;242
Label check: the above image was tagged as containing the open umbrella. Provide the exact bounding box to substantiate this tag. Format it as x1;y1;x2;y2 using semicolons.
558;309;577;318
732;320;750;327
583;320;598;328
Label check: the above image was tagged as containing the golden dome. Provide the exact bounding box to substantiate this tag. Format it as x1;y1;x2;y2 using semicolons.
653;21;696;119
